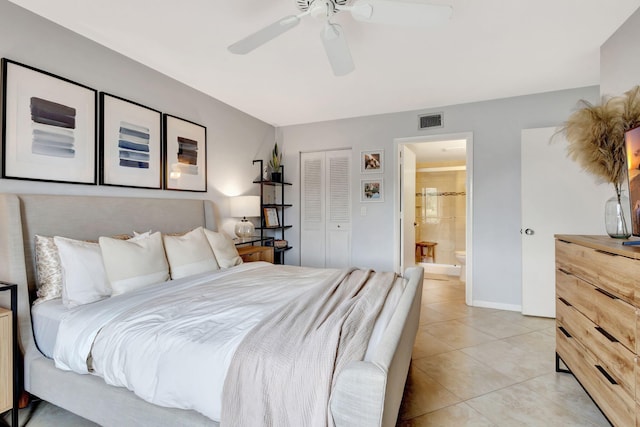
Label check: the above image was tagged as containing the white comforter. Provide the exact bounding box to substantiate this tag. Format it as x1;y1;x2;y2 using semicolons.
53;262;335;421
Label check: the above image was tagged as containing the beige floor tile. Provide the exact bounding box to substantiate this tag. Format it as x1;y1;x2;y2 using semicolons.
412;327;456;359
425;301;498;320
457;312;533;339
413;350;517;400
419;307;465;324
460;335;555;382
399;364;462;420
466;381;609;427
489;310;556;331
502;330;555;354
518;373;610;425
421;320;497;349
397;402;497;427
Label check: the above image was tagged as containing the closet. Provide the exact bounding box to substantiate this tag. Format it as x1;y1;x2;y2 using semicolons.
300;150;351;268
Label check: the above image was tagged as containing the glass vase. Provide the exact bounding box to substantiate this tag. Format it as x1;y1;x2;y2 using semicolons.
605;192;631;238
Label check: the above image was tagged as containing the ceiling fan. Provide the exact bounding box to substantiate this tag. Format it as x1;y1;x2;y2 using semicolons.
228;0;452;76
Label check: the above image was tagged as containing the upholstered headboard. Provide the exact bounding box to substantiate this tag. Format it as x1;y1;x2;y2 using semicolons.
0;193;217;357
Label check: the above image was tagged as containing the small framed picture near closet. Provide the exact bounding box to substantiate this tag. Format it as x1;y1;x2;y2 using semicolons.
361;178;384;202
360;149;384;174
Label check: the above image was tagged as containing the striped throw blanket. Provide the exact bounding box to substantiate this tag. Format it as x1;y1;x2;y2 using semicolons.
221;268;397;427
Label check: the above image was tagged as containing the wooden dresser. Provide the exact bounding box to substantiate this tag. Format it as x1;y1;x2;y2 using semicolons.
0;306;11;414
555;235;640;426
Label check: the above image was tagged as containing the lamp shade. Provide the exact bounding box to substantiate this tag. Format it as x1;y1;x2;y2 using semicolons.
230;195;260;218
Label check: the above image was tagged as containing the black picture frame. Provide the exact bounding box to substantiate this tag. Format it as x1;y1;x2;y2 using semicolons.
163;114;207;192
100;93;162;189
1;58;97;184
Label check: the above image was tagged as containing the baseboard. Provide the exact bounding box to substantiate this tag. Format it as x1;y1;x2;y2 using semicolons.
472;300;521;312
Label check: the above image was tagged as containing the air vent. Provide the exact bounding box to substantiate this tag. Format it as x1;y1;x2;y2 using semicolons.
419;113;443;130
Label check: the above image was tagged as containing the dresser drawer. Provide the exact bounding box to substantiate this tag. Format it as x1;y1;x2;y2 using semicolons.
0;308;11;413
557;268;636;353
557;297;635;397
556;239;637;304
557;326;635;427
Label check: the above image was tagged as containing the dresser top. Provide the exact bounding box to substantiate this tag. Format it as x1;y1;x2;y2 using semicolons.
555;234;640;259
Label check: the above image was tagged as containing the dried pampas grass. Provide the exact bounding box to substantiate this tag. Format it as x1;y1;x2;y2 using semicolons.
561;86;640;190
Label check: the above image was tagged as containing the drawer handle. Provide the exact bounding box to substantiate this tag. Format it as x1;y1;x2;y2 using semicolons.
595;365;618;385
558;297;572;307
595;288;619;300
595;326;619;343
558;326;572;338
557;268;572;276
558;239;572;244
595;249;618;257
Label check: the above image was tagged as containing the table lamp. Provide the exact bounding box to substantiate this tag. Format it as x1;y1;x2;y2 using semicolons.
230;195;260;238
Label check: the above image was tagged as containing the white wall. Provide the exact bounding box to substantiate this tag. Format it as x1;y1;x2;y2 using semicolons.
282;87;599;308
601;6;640;97
0;1;275;236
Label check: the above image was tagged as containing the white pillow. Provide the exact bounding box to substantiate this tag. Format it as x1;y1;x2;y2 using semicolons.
163;227;219;279
203;229;243;268
99;232;169;296
53;236;111;308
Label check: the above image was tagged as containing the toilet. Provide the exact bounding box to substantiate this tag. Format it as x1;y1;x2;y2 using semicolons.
454;251;466;282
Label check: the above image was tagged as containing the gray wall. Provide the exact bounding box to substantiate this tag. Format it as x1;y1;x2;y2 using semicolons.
601;6;640;97
282;87;599;308
0;0;275;235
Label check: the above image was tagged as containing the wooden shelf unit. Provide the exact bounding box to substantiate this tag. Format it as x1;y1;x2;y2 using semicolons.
252;159;292;265
555;235;640;426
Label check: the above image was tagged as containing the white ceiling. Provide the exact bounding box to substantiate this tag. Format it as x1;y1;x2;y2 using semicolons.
8;0;640;127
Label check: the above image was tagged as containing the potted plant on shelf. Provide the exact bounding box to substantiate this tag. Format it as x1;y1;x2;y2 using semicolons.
561;86;640;238
269;142;282;182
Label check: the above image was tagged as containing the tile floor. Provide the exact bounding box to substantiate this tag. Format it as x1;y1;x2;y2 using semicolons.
3;275;610;427
396;274;610;426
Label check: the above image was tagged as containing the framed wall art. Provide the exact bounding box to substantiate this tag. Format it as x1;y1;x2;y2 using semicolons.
264;207;280;227
163;114;207;192
100;93;162;188
361;149;384;174
1;58;97;184
361;178;384;202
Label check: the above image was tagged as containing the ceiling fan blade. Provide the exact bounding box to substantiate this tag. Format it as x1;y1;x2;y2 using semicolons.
321;23;355;76
351;0;452;27
228;15;301;54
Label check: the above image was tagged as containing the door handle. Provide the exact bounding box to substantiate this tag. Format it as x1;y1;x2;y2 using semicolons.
524;228;534;235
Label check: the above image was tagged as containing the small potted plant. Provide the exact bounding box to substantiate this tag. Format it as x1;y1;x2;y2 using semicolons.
269;142;282;182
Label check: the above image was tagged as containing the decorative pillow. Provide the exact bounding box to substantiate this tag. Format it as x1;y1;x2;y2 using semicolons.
34;235;63;305
163;227;219;279
203;229;243;268
53;236;111;308
99;231;169;296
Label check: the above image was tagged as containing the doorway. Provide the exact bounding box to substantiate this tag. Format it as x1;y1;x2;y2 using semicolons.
395;132;473;306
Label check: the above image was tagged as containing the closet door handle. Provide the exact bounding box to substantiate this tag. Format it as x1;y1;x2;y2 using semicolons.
595;365;618;385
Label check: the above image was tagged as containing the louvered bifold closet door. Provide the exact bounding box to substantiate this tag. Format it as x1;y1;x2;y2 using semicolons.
300;150;352;268
301;151;326;267
325;150;351;268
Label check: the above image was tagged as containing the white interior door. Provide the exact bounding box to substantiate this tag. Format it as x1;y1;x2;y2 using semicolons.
301;151;326;267
521;127;611;317
326;150;351;268
400;145;417;274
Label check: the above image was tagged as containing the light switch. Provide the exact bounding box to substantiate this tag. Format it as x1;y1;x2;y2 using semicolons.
361;206;367;216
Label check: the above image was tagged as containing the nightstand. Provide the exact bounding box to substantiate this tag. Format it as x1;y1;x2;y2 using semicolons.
0;283;17;427
237;245;274;263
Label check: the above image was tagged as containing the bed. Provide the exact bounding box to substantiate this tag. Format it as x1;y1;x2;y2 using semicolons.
0;193;423;427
